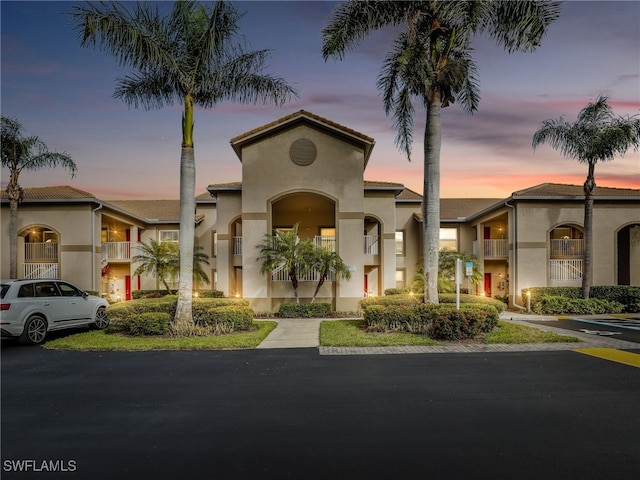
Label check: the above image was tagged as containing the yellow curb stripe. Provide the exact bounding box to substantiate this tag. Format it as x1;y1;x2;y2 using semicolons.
574;348;640;368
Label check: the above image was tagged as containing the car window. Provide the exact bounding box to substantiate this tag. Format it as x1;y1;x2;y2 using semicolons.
35;282;61;297
17;283;35;298
1;284;10;299
57;282;83;297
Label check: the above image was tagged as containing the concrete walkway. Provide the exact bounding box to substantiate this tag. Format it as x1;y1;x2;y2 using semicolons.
255;312;640;354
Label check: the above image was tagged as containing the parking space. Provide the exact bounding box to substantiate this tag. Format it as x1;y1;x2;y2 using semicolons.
536;316;640;344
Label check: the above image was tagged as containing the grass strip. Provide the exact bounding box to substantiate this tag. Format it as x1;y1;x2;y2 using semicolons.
43;321;277;351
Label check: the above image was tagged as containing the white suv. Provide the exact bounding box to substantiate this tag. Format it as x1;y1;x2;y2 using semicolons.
0;279;110;345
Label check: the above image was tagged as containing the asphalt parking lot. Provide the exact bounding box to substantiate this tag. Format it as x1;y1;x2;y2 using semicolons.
535;316;640;344
2;345;639;480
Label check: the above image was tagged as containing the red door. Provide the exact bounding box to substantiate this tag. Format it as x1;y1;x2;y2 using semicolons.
125;275;131;301
484;273;492;297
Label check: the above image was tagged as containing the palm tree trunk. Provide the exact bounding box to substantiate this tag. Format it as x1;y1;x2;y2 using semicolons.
423;94;441;304
174;145;196;327
581;163;596;299
9;198;18;279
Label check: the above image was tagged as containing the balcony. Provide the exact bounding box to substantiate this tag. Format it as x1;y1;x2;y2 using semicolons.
550;239;584;258
25;242;58;262
550;259;583;281
102;242;131;261
474;239;508;259
231;235;380;256
24;263;59;279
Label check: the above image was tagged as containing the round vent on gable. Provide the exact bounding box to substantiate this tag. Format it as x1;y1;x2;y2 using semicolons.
289;138;317;166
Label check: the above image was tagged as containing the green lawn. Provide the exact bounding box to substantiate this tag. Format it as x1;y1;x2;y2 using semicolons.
320;320;581;347
43;321;277;351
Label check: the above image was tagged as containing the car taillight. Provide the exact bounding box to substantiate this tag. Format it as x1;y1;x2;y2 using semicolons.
0;303;10;311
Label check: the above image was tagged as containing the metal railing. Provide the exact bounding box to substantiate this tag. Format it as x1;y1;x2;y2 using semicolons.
314;235;335;251
364;235;379;255
24;242;58;262
271;265;333;282
24;263;59;279
550;239;584;258
483;239;508;258
550;259;583;280
233;236;242;256
101;242;131;261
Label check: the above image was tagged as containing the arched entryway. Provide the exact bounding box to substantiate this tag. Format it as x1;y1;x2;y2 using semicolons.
617;223;640;285
549;224;584;286
19;225;60;279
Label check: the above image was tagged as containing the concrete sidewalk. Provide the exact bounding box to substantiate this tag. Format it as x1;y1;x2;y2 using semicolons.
255;312;640;353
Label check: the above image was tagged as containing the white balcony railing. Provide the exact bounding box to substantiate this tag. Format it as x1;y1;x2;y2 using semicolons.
24;242;58;262
24;263;59;279
364;235;379;255
483;239;508;258
550;259;583;281
314;235;335;252
550;239;584;258
233;236;242;256
271;265;333;282
102;242;131;261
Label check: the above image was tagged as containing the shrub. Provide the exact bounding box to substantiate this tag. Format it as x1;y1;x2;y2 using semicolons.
132;290;177;299
383;288;412;296
531;296;624;315
364;304;428;334
439;293;507;312
278;303;332;318
195;289;225;298
524;286;640;313
128;312;170;336
360;294;420;310
200;305;254;333
106;296;253;333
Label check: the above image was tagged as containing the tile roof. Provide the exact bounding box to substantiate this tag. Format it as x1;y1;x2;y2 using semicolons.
230;109;375;144
0;185;96;200
512;183;640;198
106;200;181;222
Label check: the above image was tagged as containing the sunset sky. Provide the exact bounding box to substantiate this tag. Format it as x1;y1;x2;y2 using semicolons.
1;0;639;200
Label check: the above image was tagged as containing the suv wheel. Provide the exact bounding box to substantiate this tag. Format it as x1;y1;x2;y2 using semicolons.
91;307;109;330
19;315;48;345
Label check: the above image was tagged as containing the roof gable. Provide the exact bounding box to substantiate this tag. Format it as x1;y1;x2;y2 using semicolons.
229;110;376;166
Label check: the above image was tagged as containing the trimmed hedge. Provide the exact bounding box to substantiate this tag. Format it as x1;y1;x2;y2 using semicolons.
128;312;170;336
360;294;420;310
531;296;624;315
132;289;225;299
278;303;332;318
202;305;254;333
105;296;253;334
439;294;507;312
362;302;499;340
524;286;640;313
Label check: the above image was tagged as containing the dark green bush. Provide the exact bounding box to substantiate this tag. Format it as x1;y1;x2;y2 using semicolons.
524;286;640;313
439;293;507;312
278;303;332;318
364;304;427;333
128;312;170;336
360;294;420;310
200;305;254;332
106;296;253;333
383;288;412;296
531;296;624;315
419;303;499;340
195;289;225;298
132;290;177;299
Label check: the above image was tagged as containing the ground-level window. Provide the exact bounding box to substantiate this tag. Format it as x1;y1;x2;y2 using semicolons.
439;228;457;251
395;269;405;289
395;231;405;256
159;230;179;243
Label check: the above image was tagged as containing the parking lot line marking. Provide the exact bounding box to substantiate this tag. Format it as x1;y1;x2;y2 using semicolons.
574;348;640;368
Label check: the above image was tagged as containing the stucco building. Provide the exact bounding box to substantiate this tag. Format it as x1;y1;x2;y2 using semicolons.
2;110;639;311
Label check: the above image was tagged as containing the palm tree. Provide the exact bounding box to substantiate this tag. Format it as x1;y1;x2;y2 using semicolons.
322;1;562;303
308;247;352;303
532;96;640;298
70;0;296;328
131;239;175;291
256;223;314;304
1;115;76;279
165;243;211;287
411;250;482;294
